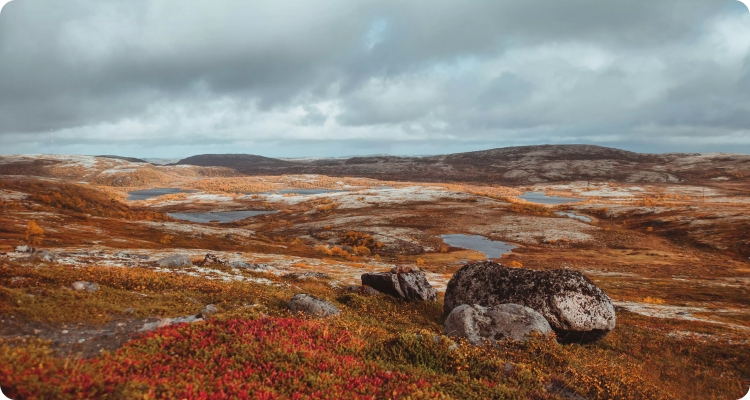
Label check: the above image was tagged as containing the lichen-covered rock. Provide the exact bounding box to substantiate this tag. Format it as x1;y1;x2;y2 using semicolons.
444;261;615;343
361;269;437;302
155;254;193;267
287;294;340;318
28;250;57;263
444;304;553;346
71;281;100;293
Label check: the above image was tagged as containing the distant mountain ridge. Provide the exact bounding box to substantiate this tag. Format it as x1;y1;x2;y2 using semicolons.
171;144;750;187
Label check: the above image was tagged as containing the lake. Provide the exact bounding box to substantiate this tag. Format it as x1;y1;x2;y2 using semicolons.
439;234;517;259
127;188;197;201
556;212;592;222
167;210;277;223
518;192;586;205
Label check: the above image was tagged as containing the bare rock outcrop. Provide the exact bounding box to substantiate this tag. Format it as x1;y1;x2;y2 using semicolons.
155;254;193;267
444;261;615;343
287;294;340;318
444;304;553;346
361;266;437;302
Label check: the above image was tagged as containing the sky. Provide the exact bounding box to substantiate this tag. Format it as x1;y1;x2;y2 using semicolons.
1;0;750;159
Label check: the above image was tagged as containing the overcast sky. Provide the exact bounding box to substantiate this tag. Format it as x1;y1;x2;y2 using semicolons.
1;0;749;158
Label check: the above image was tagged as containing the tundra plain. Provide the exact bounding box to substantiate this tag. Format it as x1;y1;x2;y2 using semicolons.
0;146;749;399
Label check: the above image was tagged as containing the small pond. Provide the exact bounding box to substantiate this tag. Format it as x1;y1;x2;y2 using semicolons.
167;210;277;223
127;188;197;201
439;234;517;259
518;192;586;205
556;212;592;222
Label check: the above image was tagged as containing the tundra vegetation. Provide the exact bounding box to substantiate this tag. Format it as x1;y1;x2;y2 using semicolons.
0;150;748;399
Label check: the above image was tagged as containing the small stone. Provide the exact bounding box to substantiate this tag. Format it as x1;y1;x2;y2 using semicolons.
78;339;86;343
71;281;100;293
287;294;340;318
15;245;34;253
116;323;126;327
155;254;193;267
123;308;135;314
200;304;219;316
61;330;69;334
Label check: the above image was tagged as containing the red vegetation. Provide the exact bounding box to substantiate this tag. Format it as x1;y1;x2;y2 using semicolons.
1;318;436;399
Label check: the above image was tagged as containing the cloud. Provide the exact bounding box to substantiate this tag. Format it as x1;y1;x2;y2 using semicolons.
0;0;749;157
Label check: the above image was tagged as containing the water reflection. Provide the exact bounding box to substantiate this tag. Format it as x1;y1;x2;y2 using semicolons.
439;234;517;259
518;192;585;205
127;188;197;201
168;210;277;223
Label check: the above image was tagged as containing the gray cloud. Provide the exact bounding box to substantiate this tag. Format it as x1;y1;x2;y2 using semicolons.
0;0;749;157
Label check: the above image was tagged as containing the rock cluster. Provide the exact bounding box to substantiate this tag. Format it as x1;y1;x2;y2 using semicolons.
199;254;227;266
444;261;616;343
361;265;436;302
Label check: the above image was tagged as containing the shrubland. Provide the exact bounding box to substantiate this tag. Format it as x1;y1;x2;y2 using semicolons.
1;260;747;399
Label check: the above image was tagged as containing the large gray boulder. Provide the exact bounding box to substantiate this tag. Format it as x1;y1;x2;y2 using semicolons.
361;266;437;302
444;262;615;343
287;294;340;318
444;304;553;346
155;254;193;267
28;249;57;263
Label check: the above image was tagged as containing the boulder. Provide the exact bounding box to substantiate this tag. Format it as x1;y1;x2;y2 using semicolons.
444;261;615;343
287;294;340;318
15;245;35;253
71;281;100;293
28;250;57;263
361;268;437;302
444;304;553;346
155;254;193;267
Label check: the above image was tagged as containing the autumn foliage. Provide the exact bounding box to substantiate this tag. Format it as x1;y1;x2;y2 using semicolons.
25;220;44;245
0;179;172;222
